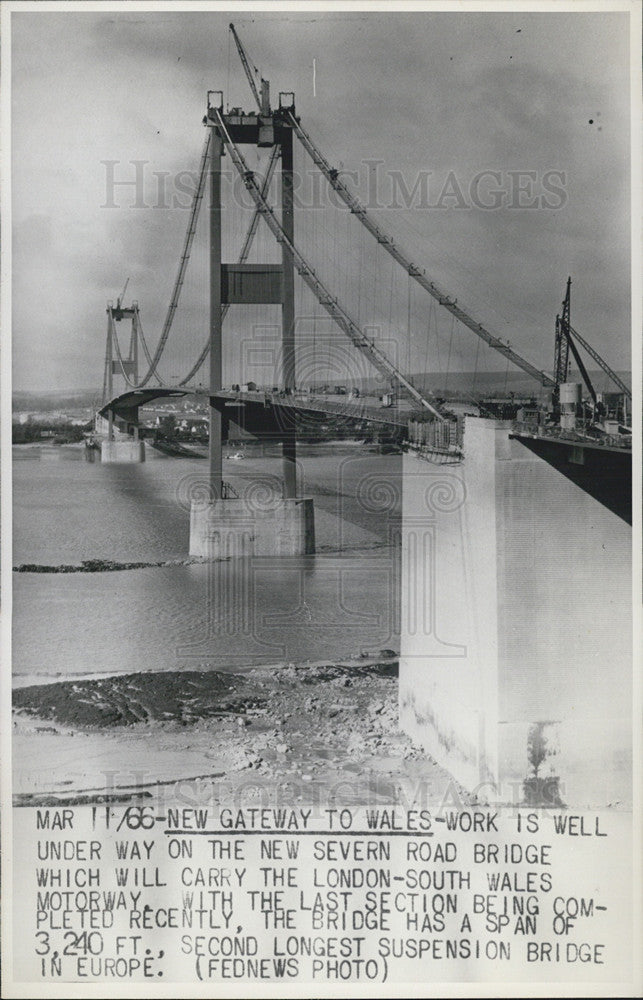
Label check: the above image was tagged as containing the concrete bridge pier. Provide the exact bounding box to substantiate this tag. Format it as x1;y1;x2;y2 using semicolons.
101;438;145;463
189;496;315;559
98;407;145;463
399;417;631;808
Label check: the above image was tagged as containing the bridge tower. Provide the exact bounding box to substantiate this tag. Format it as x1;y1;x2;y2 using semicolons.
103;298;140;426
99;298;146;462
189;87;314;557
204;88;298;498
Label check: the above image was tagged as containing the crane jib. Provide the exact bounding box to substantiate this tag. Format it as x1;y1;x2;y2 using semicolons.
568;324;631;398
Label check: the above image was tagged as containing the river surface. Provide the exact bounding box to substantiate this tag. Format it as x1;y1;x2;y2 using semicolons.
13;443;402;686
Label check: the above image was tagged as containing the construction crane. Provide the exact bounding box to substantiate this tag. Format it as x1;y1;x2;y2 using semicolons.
553;276;631;405
567;322;631;398
229;23;270;114
553;277;596;406
116;277;129;311
553;276;571;396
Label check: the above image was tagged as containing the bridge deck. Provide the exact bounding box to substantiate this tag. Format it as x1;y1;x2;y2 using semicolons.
216;389;417;427
99;386;421;428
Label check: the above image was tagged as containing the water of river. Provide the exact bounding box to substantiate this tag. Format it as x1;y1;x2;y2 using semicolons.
12;443;402;685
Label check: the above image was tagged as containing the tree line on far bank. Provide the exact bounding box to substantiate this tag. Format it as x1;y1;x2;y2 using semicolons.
12;421;89;444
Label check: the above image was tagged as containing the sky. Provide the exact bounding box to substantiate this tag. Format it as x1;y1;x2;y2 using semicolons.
9;5;634;392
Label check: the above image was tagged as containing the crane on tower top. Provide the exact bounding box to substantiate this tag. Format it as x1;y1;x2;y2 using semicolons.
229;23;270;114
116;277;129;311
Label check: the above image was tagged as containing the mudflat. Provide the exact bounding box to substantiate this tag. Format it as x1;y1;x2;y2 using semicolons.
12;655;465;809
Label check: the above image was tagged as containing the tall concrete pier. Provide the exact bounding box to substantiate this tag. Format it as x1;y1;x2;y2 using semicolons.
399;417;631;808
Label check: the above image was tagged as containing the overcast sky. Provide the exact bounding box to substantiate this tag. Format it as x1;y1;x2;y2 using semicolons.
10;6;633;392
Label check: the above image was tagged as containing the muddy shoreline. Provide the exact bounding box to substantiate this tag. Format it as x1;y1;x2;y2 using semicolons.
13;558;208;573
13;656;468;810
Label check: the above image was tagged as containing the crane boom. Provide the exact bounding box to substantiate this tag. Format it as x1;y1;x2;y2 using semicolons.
565;329;597;404
567;323;631;398
117;276;129;309
229;23;262;111
553;277;571;392
553;277;629;400
211;109;446;420
287;112;556;389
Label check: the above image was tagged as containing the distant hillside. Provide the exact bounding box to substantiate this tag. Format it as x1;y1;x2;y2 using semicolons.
13;389;103;412
13;368;631;412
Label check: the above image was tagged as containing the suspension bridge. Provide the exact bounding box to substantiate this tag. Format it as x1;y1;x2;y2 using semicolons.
99;23;631;545
90;21;634;813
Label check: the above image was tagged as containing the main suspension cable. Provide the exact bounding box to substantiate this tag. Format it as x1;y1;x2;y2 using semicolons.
137;131;212;387
288;111;555;389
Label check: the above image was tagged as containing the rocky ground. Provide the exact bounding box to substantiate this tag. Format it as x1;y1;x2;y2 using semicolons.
12;655;467;810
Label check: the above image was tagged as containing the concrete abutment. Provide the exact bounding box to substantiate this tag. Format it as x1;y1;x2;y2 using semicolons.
399;417;631;808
